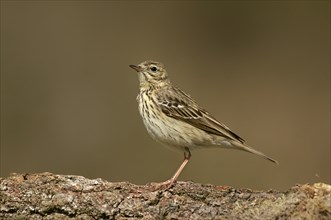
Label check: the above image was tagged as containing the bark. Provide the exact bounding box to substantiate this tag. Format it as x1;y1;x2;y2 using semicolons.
0;172;330;219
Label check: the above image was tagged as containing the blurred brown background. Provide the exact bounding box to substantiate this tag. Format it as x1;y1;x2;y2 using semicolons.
1;1;330;190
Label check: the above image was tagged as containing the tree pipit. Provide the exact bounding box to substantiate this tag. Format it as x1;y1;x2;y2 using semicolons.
130;60;278;190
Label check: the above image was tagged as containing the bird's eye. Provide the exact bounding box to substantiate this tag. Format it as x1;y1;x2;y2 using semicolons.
150;66;157;72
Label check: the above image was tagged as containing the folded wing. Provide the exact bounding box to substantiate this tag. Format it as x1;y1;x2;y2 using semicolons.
157;87;245;143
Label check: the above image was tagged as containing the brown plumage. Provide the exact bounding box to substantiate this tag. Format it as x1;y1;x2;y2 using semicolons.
130;60;278;190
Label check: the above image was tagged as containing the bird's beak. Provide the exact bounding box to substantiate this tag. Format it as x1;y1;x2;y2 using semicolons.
129;64;142;72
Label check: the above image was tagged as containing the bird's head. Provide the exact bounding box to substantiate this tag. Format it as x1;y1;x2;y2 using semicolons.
130;60;170;88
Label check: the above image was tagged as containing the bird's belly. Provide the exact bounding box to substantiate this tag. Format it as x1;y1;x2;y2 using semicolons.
141;110;208;149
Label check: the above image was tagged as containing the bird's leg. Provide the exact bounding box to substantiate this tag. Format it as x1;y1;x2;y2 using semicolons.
168;148;191;184
149;148;191;191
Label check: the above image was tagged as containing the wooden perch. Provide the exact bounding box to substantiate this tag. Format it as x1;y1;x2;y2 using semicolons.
0;173;330;219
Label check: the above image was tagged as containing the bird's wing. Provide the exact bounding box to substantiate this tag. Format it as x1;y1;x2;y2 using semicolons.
157;87;245;143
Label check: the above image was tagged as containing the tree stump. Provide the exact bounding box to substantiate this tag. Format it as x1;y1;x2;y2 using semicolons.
1;172;330;219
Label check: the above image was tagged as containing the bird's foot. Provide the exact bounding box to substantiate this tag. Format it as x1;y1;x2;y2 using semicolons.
148;179;176;191
131;179;176;193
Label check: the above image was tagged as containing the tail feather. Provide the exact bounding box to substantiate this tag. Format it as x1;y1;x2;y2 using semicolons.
230;141;279;165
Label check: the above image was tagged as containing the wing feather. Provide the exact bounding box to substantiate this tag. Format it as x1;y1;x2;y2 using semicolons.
157;87;245;143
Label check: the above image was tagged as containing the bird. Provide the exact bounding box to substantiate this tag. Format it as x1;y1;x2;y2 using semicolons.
129;60;278;189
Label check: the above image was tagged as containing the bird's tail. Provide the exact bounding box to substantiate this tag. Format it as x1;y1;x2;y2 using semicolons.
230;141;279;164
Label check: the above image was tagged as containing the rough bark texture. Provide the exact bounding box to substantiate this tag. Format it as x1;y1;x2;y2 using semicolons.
0;173;330;219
